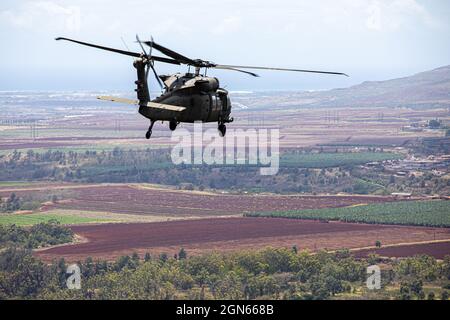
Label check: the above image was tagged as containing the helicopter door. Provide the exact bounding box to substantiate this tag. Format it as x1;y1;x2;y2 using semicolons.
217;93;228;115
221;95;228;113
216;95;222;113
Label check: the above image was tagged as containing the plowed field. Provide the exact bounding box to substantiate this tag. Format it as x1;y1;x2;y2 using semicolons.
45;185;396;217
36;217;450;261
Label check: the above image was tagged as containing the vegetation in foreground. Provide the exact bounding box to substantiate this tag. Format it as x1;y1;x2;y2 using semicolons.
0;246;449;300
246;200;450;227
0;220;73;249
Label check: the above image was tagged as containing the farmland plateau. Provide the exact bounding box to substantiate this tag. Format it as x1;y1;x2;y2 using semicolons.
1;67;449;300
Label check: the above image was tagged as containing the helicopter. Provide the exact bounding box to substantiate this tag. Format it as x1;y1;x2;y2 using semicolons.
55;36;348;138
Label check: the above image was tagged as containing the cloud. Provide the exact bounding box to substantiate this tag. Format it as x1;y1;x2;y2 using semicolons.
151;18;192;37
0;0;447;92
0;1;81;32
365;0;437;31
212;15;242;35
366;2;382;30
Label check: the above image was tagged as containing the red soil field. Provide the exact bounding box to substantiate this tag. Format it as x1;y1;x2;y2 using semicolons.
46;185;396;216
353;241;450;259
36;217;450;261
0;183;93;198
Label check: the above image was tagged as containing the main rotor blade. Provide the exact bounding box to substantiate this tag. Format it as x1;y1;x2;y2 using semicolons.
55;37;181;65
150;64;164;89
148;36;154;57
215;64;349;77
151;56;181;65
55;37;141;58
144;40;195;65
214;66;259;77
136;34;148;57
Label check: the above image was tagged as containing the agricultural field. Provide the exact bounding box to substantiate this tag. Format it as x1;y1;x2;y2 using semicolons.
1;183;449;263
246;200;450;227
354;240;450;259
35;217;450;262
0;182;397;218
280;151;404;168
43;184;395;216
1;92;449;279
0;212;108;226
1;93;446;153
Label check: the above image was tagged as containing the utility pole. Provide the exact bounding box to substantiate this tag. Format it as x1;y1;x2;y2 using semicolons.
30;122;37;140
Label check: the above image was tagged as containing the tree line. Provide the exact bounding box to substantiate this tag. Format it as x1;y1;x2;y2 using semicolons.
0;245;449;300
0;147;447;195
0;220;73;249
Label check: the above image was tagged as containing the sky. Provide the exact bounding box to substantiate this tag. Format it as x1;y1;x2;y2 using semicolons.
0;0;449;91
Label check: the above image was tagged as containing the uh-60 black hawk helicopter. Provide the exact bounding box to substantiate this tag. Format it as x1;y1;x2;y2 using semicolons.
55;36;348;138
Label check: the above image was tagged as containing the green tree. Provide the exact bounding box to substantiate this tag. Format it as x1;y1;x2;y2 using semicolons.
399;282;411;300
410;279;424;296
4;193;20;212
309;277;330;300
159;253;168;263
428;119;441;129
396;256;439;282
399;279;424;299
441;256;450;279
212;271;244;299
132;252;140;265
178;248;187;260
0;247;48;298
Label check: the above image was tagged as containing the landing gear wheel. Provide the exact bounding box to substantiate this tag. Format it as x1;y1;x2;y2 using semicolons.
169;120;177;131
145;120;155;140
218;124;226;137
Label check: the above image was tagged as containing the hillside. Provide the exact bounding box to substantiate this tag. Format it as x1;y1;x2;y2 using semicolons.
314;65;450;108
237;65;450;109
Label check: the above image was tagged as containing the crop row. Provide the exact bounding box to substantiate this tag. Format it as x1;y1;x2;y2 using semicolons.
246;200;450;227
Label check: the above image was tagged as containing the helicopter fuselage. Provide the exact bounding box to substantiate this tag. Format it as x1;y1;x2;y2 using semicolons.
138;72;232;124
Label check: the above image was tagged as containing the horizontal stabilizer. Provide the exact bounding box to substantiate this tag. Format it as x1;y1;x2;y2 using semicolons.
97;96;185;112
97;96;138;105
145;102;186;112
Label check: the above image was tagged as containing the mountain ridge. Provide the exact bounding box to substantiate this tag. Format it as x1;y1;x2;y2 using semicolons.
276;65;450;109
